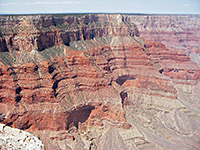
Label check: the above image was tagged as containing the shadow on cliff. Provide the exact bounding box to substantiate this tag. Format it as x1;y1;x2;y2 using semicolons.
66;105;95;130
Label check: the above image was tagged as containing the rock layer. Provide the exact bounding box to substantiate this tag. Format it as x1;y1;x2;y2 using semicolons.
0;14;138;52
0;14;200;150
130;15;200;66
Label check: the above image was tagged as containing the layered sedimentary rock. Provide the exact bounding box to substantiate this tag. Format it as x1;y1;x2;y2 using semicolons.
130;15;200;66
0;14;138;52
0;14;200;150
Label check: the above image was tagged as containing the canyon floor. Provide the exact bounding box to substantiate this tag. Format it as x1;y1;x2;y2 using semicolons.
0;14;200;150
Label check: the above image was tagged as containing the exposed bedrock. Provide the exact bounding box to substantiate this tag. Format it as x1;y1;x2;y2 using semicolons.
116;75;136;86
130;15;200;66
66;105;95;130
0;14;139;52
0;14;200;150
0;123;45;150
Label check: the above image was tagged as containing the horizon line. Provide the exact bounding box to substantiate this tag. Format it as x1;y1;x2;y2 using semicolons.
0;12;200;16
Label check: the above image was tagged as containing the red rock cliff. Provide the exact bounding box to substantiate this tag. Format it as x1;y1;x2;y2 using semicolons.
0;14;138;51
0;14;200;150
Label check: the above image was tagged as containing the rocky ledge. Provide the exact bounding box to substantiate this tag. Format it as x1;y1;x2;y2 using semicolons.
0;123;44;150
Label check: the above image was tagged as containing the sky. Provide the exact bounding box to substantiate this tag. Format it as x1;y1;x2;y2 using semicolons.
0;0;200;14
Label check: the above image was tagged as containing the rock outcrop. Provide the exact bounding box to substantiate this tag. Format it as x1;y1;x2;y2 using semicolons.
0;123;44;150
0;14;200;150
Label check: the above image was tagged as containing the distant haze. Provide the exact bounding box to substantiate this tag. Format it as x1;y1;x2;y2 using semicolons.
0;0;200;14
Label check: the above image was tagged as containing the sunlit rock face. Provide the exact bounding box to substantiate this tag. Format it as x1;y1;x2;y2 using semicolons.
130;15;200;66
0;14;199;150
0;123;45;150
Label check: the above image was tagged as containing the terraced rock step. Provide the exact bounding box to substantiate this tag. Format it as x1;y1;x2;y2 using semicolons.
130;15;200;66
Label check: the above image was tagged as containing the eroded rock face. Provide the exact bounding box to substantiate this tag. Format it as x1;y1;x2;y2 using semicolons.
0;14;138;52
0;14;200;150
66;105;95;130
130;15;200;66
98;128;129;150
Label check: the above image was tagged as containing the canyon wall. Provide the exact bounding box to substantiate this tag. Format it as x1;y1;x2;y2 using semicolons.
0;14;138;52
130;15;200;66
0;14;200;150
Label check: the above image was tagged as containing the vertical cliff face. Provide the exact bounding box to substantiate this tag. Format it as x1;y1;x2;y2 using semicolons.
0;14;138;52
0;14;200;150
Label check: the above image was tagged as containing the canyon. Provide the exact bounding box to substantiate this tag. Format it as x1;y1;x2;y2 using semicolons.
0;14;199;150
130;15;200;66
